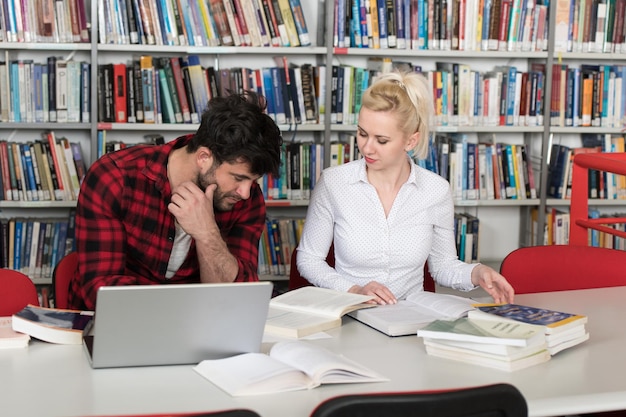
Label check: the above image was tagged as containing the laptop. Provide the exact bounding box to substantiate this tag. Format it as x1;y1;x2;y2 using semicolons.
83;281;273;369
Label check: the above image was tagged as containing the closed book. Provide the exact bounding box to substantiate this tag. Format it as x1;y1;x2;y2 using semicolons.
140;55;156;123
169;57;191;123
469;303;588;335
423;339;551;371
112;63;127;123
0;316;30;349
12;305;94;345
417;317;546;347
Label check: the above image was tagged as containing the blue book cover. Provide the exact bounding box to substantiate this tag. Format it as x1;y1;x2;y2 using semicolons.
288;0;311;46
270;67;286;125
471;304;587;333
31;63;43;123
505;66;518;126
358;0;369;47
80;62;91;123
261;68;277;123
505;145;518;199
9;61;21;122
377;0;388;48
418;0;428;48
335;0;346;47
21;144;37;201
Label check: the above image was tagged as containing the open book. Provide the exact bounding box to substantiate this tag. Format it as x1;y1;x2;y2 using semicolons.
348;291;476;336
264;287;374;338
193;340;388;396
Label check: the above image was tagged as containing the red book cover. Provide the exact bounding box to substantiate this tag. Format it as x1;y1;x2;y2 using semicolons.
498;0;512;50
170;57;191;123
112;63;127;123
232;0;251;46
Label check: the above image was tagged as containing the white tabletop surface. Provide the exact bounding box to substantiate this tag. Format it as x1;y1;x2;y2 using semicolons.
2;286;626;417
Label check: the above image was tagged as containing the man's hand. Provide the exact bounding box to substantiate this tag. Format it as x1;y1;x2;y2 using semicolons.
168;181;218;242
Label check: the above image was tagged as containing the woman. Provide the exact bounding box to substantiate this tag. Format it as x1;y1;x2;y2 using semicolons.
296;70;514;305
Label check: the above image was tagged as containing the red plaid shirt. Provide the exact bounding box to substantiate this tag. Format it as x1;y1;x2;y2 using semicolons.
68;134;266;310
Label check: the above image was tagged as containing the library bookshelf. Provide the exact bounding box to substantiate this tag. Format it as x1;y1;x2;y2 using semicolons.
2;0;626;294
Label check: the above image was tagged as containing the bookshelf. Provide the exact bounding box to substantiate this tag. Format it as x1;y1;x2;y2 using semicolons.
2;0;626;289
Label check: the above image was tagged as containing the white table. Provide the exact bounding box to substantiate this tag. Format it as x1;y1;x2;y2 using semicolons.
2;286;626;417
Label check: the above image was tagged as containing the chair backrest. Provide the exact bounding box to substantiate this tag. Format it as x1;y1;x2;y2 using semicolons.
309;383;527;417
0;269;40;316
52;251;78;309
289;245;436;293
500;245;626;294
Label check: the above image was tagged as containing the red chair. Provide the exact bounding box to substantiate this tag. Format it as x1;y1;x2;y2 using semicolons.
500;245;626;294
0;269;40;316
289;245;436;293
52;252;78;309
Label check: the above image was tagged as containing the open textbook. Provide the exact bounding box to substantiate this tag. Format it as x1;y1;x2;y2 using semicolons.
193;340;387;396
348;291;476;336
264;287;374;338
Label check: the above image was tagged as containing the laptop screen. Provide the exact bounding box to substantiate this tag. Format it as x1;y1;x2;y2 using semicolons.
84;282;273;368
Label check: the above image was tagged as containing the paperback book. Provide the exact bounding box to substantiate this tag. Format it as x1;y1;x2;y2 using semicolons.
12;305;94;345
468;303;589;354
422;338;551;372
265;287;374;338
0;316;30;348
417;317;546;347
348;291;476;336
193;340;387;396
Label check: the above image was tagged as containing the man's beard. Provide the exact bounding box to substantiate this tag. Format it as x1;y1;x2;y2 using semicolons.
196;168;241;212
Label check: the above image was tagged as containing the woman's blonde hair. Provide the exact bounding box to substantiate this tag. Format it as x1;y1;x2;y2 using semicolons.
360;71;434;159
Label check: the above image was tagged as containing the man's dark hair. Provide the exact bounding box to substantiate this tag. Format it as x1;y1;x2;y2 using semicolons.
189;91;283;177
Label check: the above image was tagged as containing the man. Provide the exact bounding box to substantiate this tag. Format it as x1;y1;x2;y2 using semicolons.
68;91;282;310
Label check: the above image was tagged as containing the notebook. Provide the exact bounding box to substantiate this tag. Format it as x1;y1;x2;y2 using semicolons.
83;282;273;369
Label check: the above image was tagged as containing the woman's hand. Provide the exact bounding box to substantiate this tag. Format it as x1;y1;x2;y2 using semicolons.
471;264;515;304
349;282;397;305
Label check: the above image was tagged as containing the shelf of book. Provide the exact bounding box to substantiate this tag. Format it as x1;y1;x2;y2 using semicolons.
2;0;626;288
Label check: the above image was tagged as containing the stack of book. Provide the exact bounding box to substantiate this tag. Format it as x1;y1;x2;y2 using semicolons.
417;316;551;372
468;303;589;355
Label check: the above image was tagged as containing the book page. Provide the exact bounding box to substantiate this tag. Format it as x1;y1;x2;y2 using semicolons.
269;340;387;384
405;291;477;317
349;292;476;336
193;352;315;396
269;287;374;318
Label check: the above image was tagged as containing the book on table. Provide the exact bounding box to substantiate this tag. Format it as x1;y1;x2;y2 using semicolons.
193;340;388;396
11;304;94;345
348;291;476;336
264;286;374;338
0;316;30;348
417;317;546;347
422;338;551;372
468;303;589;354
